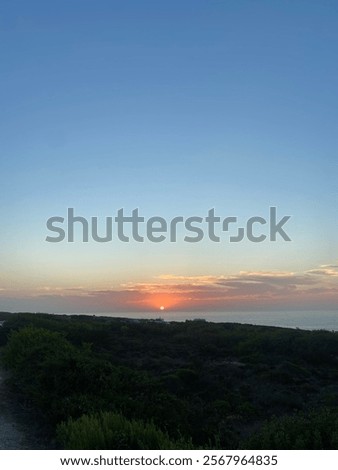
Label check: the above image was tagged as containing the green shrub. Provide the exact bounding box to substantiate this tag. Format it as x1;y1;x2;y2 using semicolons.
1;327;116;422
242;408;338;449
57;411;194;450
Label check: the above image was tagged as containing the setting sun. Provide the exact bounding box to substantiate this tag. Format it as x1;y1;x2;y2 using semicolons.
160;306;165;311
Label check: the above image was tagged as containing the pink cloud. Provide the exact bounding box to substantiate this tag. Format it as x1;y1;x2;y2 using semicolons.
1;262;338;313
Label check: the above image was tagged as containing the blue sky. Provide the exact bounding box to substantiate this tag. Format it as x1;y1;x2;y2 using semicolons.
1;0;338;313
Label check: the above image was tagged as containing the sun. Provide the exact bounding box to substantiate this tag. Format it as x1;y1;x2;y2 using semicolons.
160;306;165;311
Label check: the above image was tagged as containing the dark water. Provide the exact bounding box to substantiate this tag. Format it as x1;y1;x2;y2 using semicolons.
58;310;338;331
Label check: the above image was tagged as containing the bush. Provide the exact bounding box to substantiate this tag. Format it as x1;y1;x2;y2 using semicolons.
57;412;194;450
242;408;338;449
1;327;116;422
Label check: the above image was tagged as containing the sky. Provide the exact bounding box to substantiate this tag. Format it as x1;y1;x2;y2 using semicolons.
0;0;338;315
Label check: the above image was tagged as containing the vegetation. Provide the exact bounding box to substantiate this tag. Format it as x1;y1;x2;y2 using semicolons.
1;312;338;449
242;408;338;449
57;412;194;450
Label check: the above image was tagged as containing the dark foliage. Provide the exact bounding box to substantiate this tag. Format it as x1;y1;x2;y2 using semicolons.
2;312;338;449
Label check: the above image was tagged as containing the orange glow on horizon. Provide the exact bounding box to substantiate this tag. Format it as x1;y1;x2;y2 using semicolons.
143;292;187;311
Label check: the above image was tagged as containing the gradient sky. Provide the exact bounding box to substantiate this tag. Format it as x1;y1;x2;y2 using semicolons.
1;0;338;314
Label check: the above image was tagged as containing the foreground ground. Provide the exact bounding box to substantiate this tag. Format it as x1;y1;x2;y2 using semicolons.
0;364;50;449
1;311;338;449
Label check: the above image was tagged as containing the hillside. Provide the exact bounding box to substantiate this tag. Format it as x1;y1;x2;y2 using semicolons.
1;312;338;449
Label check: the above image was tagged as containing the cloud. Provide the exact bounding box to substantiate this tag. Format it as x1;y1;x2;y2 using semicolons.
307;265;338;277
1;262;338;313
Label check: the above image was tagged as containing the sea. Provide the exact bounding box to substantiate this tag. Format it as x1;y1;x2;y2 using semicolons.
57;310;338;331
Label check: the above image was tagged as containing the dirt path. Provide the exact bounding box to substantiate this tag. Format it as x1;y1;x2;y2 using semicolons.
0;367;51;449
